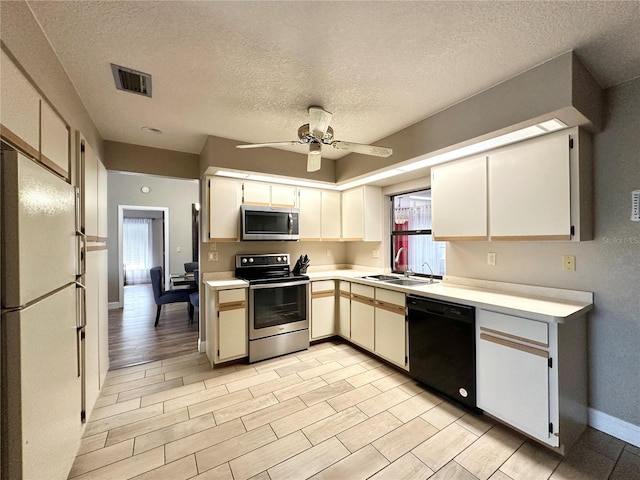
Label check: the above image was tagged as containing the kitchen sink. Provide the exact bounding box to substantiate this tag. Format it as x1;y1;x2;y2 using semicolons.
359;274;401;281
383;278;437;286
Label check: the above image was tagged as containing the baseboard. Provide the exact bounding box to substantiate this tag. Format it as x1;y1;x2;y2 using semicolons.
108;301;122;310
589;408;640;447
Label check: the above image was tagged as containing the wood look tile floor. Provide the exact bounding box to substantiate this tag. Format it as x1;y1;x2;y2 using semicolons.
109;284;199;370
72;341;640;480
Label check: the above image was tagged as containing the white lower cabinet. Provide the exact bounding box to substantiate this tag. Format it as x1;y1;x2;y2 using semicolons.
206;287;247;364
350;283;375;350
374;288;407;369
338;281;351;338
310;280;336;340
476;308;587;451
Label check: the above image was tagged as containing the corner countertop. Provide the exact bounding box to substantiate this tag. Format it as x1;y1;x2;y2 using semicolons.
204;268;593;324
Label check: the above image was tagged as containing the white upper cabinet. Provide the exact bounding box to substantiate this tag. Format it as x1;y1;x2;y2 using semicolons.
243;181;271;205
243;181;297;207
1;50;70;180
432;156;488;241
321;191;341;241
1;50;40;159
341;185;382;242
298;188;322;241
489;132;571;240
207;177;242;241
83;140;99;238
97;160;108;239
430;127;591;242
298;188;342;241
271;185;297;207
40;100;70;178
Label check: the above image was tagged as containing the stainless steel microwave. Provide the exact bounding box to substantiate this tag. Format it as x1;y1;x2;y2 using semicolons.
240;205;300;241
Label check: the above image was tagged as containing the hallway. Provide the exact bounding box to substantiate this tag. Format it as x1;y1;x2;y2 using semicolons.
108;284;199;370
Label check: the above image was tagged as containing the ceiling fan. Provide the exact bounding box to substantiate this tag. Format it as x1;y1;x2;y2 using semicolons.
236;106;393;172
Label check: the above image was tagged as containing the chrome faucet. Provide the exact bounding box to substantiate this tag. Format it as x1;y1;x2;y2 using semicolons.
422;261;435;284
394;248;412;276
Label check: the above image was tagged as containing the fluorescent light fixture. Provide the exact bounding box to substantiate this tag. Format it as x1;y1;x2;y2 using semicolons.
217;118;568;190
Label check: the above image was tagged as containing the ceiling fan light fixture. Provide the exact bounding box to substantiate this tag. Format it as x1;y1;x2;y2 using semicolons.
309;142;322;155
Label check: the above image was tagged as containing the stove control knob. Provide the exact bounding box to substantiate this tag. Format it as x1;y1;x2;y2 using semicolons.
277;257;282;262
242;258;247;264
248;258;254;263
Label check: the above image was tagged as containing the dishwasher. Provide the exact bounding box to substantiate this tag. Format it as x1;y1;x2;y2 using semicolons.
407;295;477;410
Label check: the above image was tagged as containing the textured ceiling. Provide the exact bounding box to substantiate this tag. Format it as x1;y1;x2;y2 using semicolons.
27;1;640;159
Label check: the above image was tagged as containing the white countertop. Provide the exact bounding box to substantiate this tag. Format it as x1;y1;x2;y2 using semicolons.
205;269;593;324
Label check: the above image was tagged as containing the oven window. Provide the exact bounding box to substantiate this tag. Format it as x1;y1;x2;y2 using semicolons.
253;284;307;329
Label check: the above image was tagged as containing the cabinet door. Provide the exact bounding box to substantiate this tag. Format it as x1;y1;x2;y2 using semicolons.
208;177;241;241
0;50;40;159
83;141;99;238
489;133;571;240
218;289;247;360
431;156;487;241
350;284;375;350
97;161;108;239
476;309;554;446
243;181;271;205
311;283;336;340
341;188;363;241
338;281;351;338
374;288;407;367
40;100;70;179
374;308;406;367
298;188;322;241
271;185;297;207
321;191;341;241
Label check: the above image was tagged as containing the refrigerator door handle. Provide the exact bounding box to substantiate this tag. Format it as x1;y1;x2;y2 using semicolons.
76;281;87;328
75;230;86;276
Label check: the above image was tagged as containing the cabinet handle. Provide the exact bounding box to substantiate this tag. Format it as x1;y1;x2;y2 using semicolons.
374;300;405;315
352;293;374;305
480;333;548;359
479;326;548;348
219;301;246;312
312;290;335;299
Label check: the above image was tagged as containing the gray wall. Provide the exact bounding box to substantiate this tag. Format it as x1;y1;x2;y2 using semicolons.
446;77;640;426
107;172;199;303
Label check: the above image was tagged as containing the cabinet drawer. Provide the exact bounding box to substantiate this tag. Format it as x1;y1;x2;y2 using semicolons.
375;288;405;307
219;288;246;304
312;280;335;293
351;283;374;298
478;309;548;346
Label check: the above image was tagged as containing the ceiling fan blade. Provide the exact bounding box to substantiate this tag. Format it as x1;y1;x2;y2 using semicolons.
236;141;301;149
308;106;332;139
331;141;393;157
307;152;321;172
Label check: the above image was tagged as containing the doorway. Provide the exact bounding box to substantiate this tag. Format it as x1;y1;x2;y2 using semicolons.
117;205;170;308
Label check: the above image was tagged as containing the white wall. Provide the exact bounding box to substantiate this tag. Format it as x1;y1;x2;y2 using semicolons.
107;172;198;302
446;78;640;428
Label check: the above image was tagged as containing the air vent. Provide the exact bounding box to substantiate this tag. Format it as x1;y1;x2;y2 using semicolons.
111;63;152;97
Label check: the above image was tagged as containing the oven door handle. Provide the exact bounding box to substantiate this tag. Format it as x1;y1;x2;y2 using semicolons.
250;280;309;290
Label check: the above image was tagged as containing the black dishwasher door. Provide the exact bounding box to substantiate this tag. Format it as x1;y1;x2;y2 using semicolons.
407;295;477;410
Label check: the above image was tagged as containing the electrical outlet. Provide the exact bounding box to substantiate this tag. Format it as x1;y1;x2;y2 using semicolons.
487;252;496;266
326;249;332;257
563;255;575;271
372;250;380;258
208;251;218;262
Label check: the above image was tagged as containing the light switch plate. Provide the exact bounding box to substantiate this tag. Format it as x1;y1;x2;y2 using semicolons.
372;250;380;258
487;252;496;266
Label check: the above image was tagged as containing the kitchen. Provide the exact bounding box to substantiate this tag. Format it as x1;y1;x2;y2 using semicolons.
1;1;639;479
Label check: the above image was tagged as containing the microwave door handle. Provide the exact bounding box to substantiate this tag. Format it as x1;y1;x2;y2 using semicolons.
288;213;293;235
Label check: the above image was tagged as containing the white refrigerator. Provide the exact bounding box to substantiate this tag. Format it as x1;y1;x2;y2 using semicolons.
1;146;84;479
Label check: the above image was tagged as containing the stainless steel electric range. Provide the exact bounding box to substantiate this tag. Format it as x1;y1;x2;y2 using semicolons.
235;254;310;363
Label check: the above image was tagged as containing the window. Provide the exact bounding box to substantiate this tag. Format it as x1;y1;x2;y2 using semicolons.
123;217;153;284
391;189;445;277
